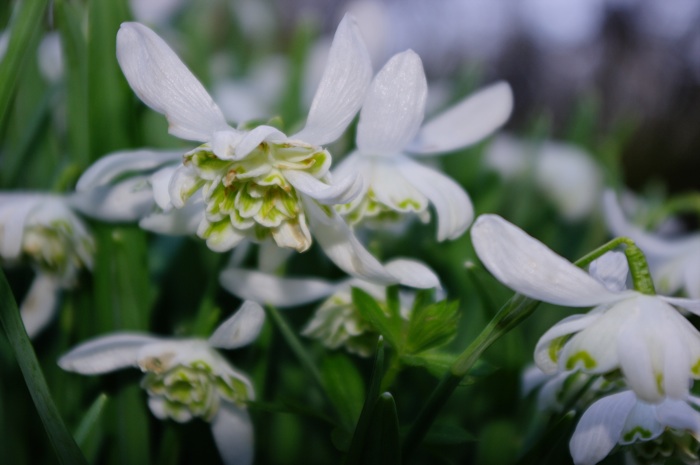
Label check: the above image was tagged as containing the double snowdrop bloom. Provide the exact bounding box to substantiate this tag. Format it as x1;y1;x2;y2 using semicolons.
334;52;512;240
471;214;700;403
485;135;603;221
570;390;700;465
59;301;264;465
0;193;94;337
115;18;438;288
604;190;700;299
219;258;438;356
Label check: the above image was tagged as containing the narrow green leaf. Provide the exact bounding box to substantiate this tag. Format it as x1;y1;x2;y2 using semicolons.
0;0;50;130
357;393;401;465
352;288;400;349
0;268;88;465
321;353;365;431
74;393;108;461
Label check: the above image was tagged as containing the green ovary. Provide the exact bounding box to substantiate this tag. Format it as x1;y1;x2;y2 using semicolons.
185;142;330;251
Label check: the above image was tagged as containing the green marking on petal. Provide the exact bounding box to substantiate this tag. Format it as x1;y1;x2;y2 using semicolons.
623;427;653;442
548;335;570;364
691;359;700;377
565;351;597;370
398;198;422;210
656;373;664;395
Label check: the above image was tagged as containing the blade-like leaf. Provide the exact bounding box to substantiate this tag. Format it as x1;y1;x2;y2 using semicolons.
322;353;365;432
356;392;401;465
74;393;108;461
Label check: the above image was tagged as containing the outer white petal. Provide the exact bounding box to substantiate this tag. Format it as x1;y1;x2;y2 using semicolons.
569;391;636;465
0;194;42;259
383;259;441;289
682;256;700;299
659;296;700;316
619;401;664;444
116;22;230;141
304;197;435;288
70;178;155;222
408;81;513;155
283;169;363;205
291;14;372;146
656;398;700;432
76;149;183;191
219;267;342;308
356;50;427;155
534;313;601;373
397;157;473;240
211;405;254;465
20;273;61;338
257;241;293;274
150;165;178;210
139;195;202;235
208;301;265;349
471;215;630;306
521;364;550;397
58;333;160;374
588;252;629;293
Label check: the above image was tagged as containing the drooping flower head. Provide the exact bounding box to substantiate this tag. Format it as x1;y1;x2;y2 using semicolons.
335;52;512;241
471;214;700;403
0;193;94;336
59;301;265;465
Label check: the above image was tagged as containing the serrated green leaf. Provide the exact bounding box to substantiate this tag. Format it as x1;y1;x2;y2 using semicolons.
406;300;460;354
322;354;365;431
352;288;400;349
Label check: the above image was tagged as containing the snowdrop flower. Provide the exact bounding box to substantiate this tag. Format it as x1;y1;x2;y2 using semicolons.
37;32;64;83
604;190;700;299
219;259;439;356
485;135;603;221
471;214;700;402
570;390;700;465
0;193;93;337
59;301;264;465
335;51;512;241
129;0;186;25
115;18;437;287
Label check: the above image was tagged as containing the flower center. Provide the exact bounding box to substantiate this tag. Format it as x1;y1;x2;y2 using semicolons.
21;220;93;281
183;140;331;252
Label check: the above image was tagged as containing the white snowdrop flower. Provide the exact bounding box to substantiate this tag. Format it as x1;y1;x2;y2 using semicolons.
570;390;700;465
335;51;512;241
471;214;700;402
37;32;64;83
485;135;603;221
59;301;264;465
115;18;438;287
0;193;94;337
129;0;186;25
604;190;700;299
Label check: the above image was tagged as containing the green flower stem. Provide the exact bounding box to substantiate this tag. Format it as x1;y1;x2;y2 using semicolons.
264;305;326;395
0;269;88;465
403;236;656;458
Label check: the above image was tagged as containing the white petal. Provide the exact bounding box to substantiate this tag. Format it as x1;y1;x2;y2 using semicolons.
139;196;202;235
659;296;700;316
215;125;286;161
257;241;293;273
304;197;434;288
397;157;473;241
619;400;664;444
219;267;341;308
588;251;629;292
20;274;61;338
150;165;178;210
169;165;201;208
70;178;155;222
616;314;661;403
408;81;513;155
116;22;230;141
210;405;254;465
521;364;550;397
198;218;247;252
559;308;626;374
75;149;183;191
569;391;636;465
656;398;700;432
58;333;160;374
357;50;427;155
383;258;441;289
208;301;265;349
291;14;372;146
0;194;42;259
683;256;700;299
534;312;601;373
365;158;428;212
284;169;363;205
470;215;629;307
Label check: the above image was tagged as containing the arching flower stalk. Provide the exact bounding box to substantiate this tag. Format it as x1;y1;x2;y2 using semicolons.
59;301;265;465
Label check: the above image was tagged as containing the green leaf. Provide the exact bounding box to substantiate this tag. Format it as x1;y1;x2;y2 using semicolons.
321;353;365;431
352;288;400;349
406;300;460;354
356;393;401;465
424;423;476;445
0;268;88;465
74;393;108;461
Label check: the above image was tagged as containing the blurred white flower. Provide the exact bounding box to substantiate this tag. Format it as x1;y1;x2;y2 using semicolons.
570;390;700;465
471;214;700;402
485;135;603;221
604;190;700;299
37;32;64;83
0;193;94;337
59;301;265;465
115;18;438;287
335;51;512;241
518;0;605;49
129;0;186;25
219;258;439;355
